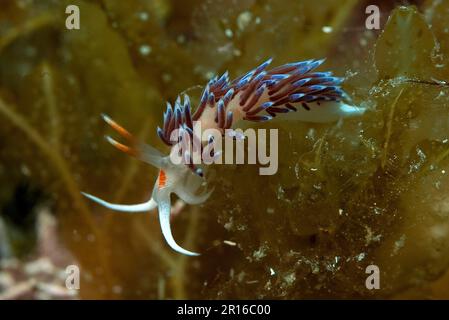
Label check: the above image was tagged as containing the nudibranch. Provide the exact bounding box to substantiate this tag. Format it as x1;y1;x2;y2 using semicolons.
82;58;365;256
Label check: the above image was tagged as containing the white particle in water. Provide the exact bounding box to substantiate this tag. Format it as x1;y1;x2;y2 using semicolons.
138;11;149;21
112;285;123;294
435;181;441;189
322;26;333;33
237;11;252;31
223;240;237;246
139;45;152;56
21;164;31;176
162;73;172;83
205;71;215;80
360;38;368;47
225;29;233;38
283;272;296;286
177;34;186;44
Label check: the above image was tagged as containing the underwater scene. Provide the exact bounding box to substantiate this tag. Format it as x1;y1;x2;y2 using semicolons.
1;0;449;300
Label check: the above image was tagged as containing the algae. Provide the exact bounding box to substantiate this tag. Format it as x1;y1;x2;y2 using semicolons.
1;0;449;299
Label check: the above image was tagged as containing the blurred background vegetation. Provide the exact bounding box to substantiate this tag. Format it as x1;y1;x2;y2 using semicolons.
1;0;449;299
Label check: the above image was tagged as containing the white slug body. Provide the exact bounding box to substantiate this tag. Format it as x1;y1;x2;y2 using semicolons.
82;58;365;256
270;100;365;123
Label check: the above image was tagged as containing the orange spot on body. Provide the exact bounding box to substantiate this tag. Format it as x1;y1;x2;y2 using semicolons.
158;170;167;189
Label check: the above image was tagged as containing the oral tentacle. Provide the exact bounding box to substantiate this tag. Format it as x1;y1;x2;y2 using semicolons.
81;192;157;212
158;192;200;256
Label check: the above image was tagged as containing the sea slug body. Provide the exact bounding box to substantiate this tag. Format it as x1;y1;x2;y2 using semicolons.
82;58;365;256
